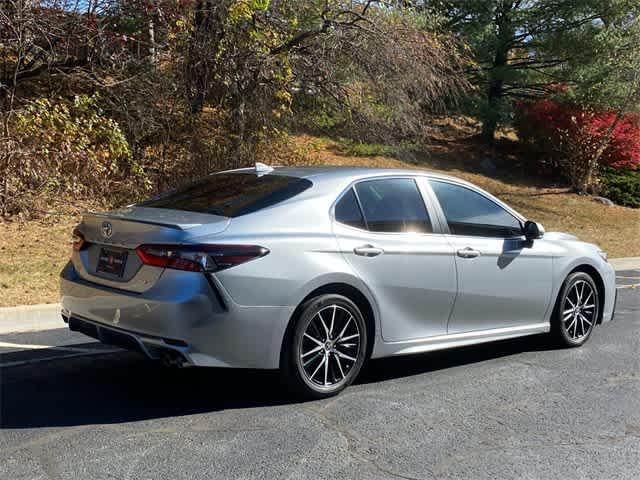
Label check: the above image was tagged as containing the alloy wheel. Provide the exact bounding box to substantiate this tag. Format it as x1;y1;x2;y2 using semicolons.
561;279;597;341
298;304;362;388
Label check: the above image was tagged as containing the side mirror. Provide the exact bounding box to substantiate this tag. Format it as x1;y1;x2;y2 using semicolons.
523;221;545;241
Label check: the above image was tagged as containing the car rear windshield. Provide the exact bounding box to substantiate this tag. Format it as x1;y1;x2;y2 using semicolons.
138;172;313;217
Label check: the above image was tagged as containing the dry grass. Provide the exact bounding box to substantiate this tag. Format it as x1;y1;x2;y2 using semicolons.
0;217;78;307
1;126;638;307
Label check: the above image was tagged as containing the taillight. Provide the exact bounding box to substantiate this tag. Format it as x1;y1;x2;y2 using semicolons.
72;226;86;251
135;244;269;272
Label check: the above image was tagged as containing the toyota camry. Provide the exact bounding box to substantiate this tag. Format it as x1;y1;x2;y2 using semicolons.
61;165;617;398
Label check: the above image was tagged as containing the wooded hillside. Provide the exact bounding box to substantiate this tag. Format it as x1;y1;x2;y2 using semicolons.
1;0;639;217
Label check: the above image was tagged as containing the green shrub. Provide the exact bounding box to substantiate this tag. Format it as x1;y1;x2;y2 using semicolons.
337;140;400;157
334;139;420;159
14;94;133;190
1;94;150;217
600;168;640;209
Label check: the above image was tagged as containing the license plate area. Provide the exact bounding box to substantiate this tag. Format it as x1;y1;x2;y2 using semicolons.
96;248;128;277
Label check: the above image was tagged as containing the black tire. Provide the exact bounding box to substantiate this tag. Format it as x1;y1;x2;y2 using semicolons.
551;272;600;347
281;294;368;399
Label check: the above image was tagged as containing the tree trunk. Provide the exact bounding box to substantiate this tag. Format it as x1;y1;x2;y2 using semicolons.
0;143;10;217
230;84;246;170
147;16;156;64
186;0;233;114
481;73;504;142
481;3;513;143
581;110;624;193
85;0;96;63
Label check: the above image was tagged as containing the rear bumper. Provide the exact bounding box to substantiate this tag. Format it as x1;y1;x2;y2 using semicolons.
60;261;294;368
64;313;192;365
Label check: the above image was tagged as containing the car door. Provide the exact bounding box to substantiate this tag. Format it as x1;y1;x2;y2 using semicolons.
333;177;457;342
427;179;554;334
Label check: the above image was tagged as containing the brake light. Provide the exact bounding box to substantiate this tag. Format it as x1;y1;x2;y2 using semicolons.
135;244;269;272
72;227;86;251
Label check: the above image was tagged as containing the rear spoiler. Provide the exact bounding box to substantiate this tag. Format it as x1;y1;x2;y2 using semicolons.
85;212;187;230
83;207;230;231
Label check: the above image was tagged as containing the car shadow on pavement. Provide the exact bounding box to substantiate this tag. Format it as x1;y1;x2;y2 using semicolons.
358;333;559;384
1;334;558;429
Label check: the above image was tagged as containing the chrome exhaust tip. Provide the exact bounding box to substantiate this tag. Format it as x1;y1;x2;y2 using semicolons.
160;349;186;368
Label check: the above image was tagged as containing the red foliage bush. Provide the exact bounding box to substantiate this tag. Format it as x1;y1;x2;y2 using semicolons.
593;111;640;170
516;99;640;171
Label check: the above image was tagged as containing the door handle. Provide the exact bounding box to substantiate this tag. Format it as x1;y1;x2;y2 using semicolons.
354;245;384;257
457;247;481;259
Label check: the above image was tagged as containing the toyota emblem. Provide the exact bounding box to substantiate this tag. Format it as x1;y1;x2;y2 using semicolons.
101;221;113;239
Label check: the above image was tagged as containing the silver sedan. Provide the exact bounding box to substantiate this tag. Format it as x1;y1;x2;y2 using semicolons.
61;165;617;398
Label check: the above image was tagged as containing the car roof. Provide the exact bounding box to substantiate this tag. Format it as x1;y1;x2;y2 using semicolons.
229;165;468;185
217;165;526;222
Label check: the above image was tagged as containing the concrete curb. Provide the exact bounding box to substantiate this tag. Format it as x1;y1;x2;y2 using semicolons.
0;303;62;334
609;257;640;272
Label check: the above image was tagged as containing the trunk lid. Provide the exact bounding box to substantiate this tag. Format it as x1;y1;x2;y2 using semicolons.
74;207;230;288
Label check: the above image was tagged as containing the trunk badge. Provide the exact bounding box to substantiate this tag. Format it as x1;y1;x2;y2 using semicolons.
101;221;113;238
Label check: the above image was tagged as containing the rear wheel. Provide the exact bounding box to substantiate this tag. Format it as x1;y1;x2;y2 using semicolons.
282;294;368;399
551;272;599;347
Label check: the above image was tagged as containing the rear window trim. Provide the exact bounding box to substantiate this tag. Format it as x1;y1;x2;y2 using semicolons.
331;175;440;237
333;186;369;231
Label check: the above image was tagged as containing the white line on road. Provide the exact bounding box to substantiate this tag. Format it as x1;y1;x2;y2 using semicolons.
0;341;98;352
616;284;639;290
0;349;122;369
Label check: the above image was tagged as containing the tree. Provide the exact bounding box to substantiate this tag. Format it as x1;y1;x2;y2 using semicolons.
0;0;471;215
0;0;167;215
427;0;626;142
563;7;640;190
182;0;470;167
514;8;639;192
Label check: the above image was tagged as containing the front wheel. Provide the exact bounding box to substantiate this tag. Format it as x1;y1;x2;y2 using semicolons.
551;272;600;347
282;294;368;399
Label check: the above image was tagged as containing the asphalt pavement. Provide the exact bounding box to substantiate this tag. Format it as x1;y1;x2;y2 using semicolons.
1;272;638;479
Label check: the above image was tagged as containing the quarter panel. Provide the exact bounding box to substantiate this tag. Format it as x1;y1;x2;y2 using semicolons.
213;232;351;307
211;190;369;309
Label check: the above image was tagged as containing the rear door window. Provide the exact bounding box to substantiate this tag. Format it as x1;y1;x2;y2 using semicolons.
138;172;312;217
354;178;432;233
